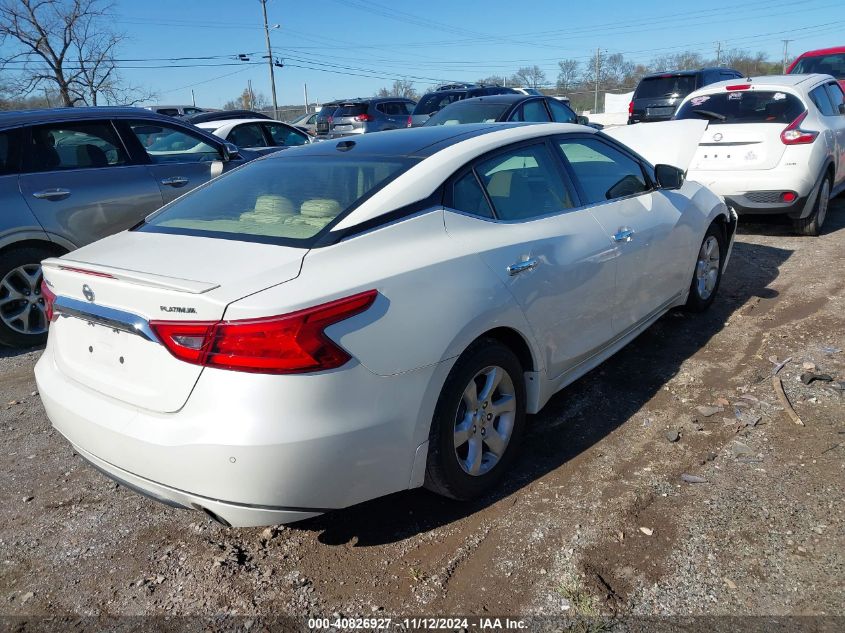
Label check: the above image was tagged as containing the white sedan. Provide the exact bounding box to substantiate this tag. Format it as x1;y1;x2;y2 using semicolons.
195;117;311;154
35;122;735;527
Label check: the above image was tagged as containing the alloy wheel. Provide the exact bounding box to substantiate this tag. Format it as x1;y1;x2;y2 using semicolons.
453;365;517;476
695;236;721;301
0;264;47;336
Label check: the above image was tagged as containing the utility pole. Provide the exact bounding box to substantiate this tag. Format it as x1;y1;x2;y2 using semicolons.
715;41;722;66
303;83;309;114
782;39;793;73
594;48;601;114
261;0;279;119
191;89;196;107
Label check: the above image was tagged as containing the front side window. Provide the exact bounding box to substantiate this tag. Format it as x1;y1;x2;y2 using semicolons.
265;123;308;147
25;121;128;172
140;156;415;244
810;86;836;116
128;121;220;164
474;144;573;221
558;138;649;204
509;100;551;122
451;171;494;218
548;99;577;123
675;91;805;125
228;123;267;148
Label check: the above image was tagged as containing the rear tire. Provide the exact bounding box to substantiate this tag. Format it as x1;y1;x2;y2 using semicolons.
0;247;52;348
793;174;831;236
683;223;725;313
424;338;526;500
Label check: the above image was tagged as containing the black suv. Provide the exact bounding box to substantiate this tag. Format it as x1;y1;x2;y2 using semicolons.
314;97;416;138
628;68;743;124
409;85;519;126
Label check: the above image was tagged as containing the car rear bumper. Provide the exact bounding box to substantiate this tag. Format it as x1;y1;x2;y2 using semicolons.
35;336;441;526
687;168;817;218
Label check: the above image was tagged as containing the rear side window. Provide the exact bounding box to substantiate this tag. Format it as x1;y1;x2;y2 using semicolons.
25;121;129;172
558;138;649;204
335;103;368;117
141;156;415;244
451;171;494;218
474;144;574;221
675;91;805;125
635;75;698;99
128;121;220;164
825;83;845;112
377;102;414;115
810;86;836;116
0;130;20;175
791;53;845;79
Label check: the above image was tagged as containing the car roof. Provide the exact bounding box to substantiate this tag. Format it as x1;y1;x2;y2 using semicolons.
195;118;281;128
446;94;536;106
0;106;173;128
794;46;845;57
640;67;739;79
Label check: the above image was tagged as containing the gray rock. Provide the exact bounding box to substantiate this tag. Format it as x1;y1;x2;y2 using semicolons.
696;405;724;417
681;473;707;483
731;442;752;456
666;430;680;442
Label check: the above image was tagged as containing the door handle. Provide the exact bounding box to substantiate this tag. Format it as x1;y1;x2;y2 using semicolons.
32;188;71;200
613;228;635;243
160;176;189;187
507;259;538;276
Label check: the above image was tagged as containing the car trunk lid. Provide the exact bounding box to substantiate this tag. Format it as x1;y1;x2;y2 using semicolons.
42;231;306;413
688;122;788;171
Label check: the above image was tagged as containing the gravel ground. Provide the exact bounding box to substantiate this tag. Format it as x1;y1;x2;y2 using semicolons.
1;200;844;626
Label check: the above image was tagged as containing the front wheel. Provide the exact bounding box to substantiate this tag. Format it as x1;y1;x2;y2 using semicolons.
683;223;725;313
424;339;526;500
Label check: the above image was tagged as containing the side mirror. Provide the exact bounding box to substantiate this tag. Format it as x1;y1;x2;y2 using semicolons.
654;164;685;190
221;141;241;161
576;115;589;125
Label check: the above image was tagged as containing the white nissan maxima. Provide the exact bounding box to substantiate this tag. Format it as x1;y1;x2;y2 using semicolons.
35;122;736;527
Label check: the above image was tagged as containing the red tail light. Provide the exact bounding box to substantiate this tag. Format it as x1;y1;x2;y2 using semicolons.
780;111;817;145
354;113;374;122
726;84;751;91
406;115;413;128
628;100;633;116
40;280;57;323
150;290;377;374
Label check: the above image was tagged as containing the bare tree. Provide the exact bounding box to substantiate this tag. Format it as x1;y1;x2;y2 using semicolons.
375;79;418;100
556;59;580;92
476;75;507;87
511;65;547;89
223;88;268;111
0;0;151;106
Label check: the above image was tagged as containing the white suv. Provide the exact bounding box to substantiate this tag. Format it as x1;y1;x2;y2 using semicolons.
675;73;845;235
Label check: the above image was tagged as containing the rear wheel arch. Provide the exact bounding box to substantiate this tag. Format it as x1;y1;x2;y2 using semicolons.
476;326;536;374
0;239;67;260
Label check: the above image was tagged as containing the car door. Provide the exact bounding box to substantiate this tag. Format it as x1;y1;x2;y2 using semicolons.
556;135;692;334
120;119;238;206
823;82;845;187
18;120;163;248
442;140;617;380
1;128;49;244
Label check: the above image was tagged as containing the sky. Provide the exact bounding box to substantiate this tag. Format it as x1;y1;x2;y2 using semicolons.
17;0;845;110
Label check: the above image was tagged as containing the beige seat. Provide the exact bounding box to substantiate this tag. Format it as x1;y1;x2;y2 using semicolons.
300;198;341;218
240;195;295;224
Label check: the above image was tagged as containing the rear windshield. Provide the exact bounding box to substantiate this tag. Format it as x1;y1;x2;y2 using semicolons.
675;90;805;125
139;155;415;245
635;75;698;99
335;103;369;117
424;102;509;125
791;53;845;79
414;92;466;115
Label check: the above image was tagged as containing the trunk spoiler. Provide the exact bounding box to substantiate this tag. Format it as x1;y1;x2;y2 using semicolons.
601;119;709;172
41;257;219;295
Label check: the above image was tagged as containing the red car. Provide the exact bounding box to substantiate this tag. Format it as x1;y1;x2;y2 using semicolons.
787;46;845;90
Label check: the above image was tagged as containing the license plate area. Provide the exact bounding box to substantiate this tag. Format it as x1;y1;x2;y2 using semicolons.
646;106;674;117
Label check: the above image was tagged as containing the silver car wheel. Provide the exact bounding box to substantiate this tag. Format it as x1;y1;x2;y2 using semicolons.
0;264;47;336
695;236;721;301
453;365;517;477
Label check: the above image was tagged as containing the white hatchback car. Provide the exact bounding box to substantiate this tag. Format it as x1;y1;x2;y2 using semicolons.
195;118;311;155
36;123;735;527
675;73;845;235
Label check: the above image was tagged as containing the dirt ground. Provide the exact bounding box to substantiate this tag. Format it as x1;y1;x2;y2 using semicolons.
1;200;844;625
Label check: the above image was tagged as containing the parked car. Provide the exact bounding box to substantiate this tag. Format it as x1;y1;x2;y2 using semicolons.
629;68;743;124
0;107;252;347
314;98;416;138
675;73;845;235
288;111;318;136
409;86;519;127
422;94;585;127
36;121;735;527
787;47;845;90
143;105;208;117
195;118;311;154
183;110;271;125
313;101;343;137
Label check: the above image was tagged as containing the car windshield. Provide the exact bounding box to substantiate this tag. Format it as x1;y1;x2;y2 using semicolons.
140;155;416;245
791;53;845;79
424;102;509;125
675;90;805;125
635;75;698;99
414;92;466;115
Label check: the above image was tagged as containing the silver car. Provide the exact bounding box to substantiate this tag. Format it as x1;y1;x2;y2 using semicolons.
315;98;416;138
0;107;251;347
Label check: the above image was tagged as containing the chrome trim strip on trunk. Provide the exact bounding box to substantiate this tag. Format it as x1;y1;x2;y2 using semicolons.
53;296;160;343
